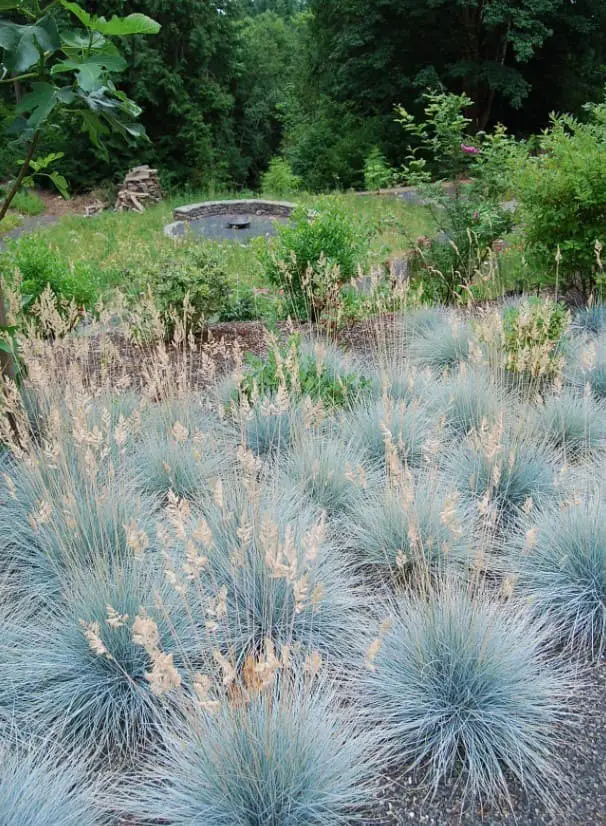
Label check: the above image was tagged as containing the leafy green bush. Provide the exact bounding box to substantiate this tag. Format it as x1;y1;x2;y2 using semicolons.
260;157;302;197
396;92;517;299
7;190;45;217
514;110;606;296
363;147;393;190
2;237;98;309
414;195;514;300
503;298;570;379
234;334;371;409
133;244;230;336
257;200;369;319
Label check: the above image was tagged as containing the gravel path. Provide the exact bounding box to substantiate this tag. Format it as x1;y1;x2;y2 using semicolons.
365;664;605;825
0;214;58;250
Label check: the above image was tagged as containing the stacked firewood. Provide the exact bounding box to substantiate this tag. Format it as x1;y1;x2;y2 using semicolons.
115;165;163;212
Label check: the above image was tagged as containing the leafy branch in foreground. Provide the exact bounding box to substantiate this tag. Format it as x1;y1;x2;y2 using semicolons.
0;0;160;378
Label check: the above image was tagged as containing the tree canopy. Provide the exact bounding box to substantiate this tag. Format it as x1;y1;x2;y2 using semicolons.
1;0;605;192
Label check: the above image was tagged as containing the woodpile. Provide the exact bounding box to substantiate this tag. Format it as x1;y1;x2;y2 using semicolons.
84;198;107;217
115;165;163;212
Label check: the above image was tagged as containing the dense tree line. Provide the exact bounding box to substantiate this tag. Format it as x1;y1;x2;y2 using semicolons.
1;0;605;192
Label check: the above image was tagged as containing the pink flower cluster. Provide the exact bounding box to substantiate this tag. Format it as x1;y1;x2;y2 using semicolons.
460;143;480;155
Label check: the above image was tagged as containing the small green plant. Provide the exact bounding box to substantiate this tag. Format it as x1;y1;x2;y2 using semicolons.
412;196;513;300
363;147;393;191
133;244;230;338
2;236;98;309
234;333;371;409
257;200;370;319
503;298;570;379
260;157;302;197
1;188;45;217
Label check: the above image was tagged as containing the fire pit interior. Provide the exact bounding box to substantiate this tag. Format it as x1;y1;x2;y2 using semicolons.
165;199;295;243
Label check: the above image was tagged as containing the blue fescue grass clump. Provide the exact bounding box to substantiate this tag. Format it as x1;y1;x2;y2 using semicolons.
395;306;450;344
372;363;433;405
1;560;199;759
170;485;364;669
131;403;230;501
513;500;606;659
363;586;573;808
447;432;556;525
283;435;373;517
0;458;157;605
0;746;101;826
572;304;606;335
241;397;301;456
123;676;381;826
432;368;503;435
344;398;435;469
407;317;472;370
565;333;606;400
534;390;606;460
345;478;472;583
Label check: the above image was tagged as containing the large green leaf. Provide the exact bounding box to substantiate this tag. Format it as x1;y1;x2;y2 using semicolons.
59;3;160;37
0;16;60;73
51;52;127;79
48;171;69;199
0;2;20;10
95;13;160;37
16;81;57;129
59;1;93;29
60;28;106;51
79;109;110;156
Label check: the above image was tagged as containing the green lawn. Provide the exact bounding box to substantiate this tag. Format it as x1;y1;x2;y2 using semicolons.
0;190;436;298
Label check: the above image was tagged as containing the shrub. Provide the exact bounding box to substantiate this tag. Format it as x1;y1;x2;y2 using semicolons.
257;200;369;319
346;479;472;583
343;398;435;469
447;427;556;526
1;236;98;308
535;390;606;460
514;111;606;296
260;157;302;197
513;500;606;659
234;334;371;410
0;746;100;826
502;298;570;380
413;195;513;300
363;586;573;807
363;147;393;191
132;244;230;337
2;560;199;758
123;676;380;826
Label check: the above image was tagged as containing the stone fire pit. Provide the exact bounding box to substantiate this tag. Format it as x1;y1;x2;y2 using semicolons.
164;199;295;243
